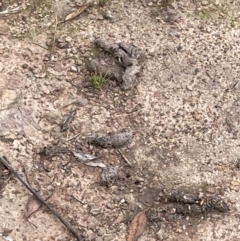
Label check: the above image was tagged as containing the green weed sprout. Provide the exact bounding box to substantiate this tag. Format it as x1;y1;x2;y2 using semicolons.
89;72;109;89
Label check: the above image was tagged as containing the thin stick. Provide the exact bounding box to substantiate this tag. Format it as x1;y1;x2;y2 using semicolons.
50;13;58;59
71;194;84;204
116;149;132;166
66;133;81;142
0;156;85;241
25;40;49;50
0;5;21;15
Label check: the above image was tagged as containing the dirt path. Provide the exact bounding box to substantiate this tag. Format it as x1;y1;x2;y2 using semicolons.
0;0;240;240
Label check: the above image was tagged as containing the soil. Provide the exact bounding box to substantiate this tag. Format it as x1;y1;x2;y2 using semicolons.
0;0;240;241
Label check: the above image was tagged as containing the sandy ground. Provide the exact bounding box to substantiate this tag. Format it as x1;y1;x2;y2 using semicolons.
0;0;240;240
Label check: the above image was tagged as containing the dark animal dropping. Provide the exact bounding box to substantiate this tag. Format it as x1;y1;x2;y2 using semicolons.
88;130;132;148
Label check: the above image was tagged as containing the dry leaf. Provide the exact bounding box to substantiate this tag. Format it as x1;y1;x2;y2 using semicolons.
65;5;89;22
26;195;42;218
127;210;147;241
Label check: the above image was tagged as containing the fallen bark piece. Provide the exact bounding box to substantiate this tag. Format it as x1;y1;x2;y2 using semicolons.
127;211;147;241
73;152;118;183
73;151;98;163
88;130;132;148
73;151;106;169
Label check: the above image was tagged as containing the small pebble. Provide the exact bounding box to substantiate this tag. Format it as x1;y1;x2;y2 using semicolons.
229;185;239;192
228;197;236;204
90;205;102;215
65;36;72;42
70;66;77;72
201;0;209;6
103;10;114;20
206;187;216;194
106;203;114;209
198;192;204;198
230;180;239;186
176;228;183;233
97;229;104;237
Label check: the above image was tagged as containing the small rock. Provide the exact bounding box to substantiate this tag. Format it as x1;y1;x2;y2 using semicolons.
90;204;102;215
198;192;204;198
70;66;77;72
176;228;183;233
201;0;209;6
97;229;104;237
22;63;28;69
228;197;236;204
41;84;50;94
65;36;72;42
206;187;216;194
188;57;197;65
229;185;239;192
106;203;114;209
110;185;118;192
103;10;114;20
231;180;239;186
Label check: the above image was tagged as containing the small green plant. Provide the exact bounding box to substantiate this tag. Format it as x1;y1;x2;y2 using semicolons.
201;181;209;188
89;72;109;89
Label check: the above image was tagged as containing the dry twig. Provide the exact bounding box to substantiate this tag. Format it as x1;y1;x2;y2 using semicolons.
0;156;86;241
116;149;132;166
49;13;58;60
